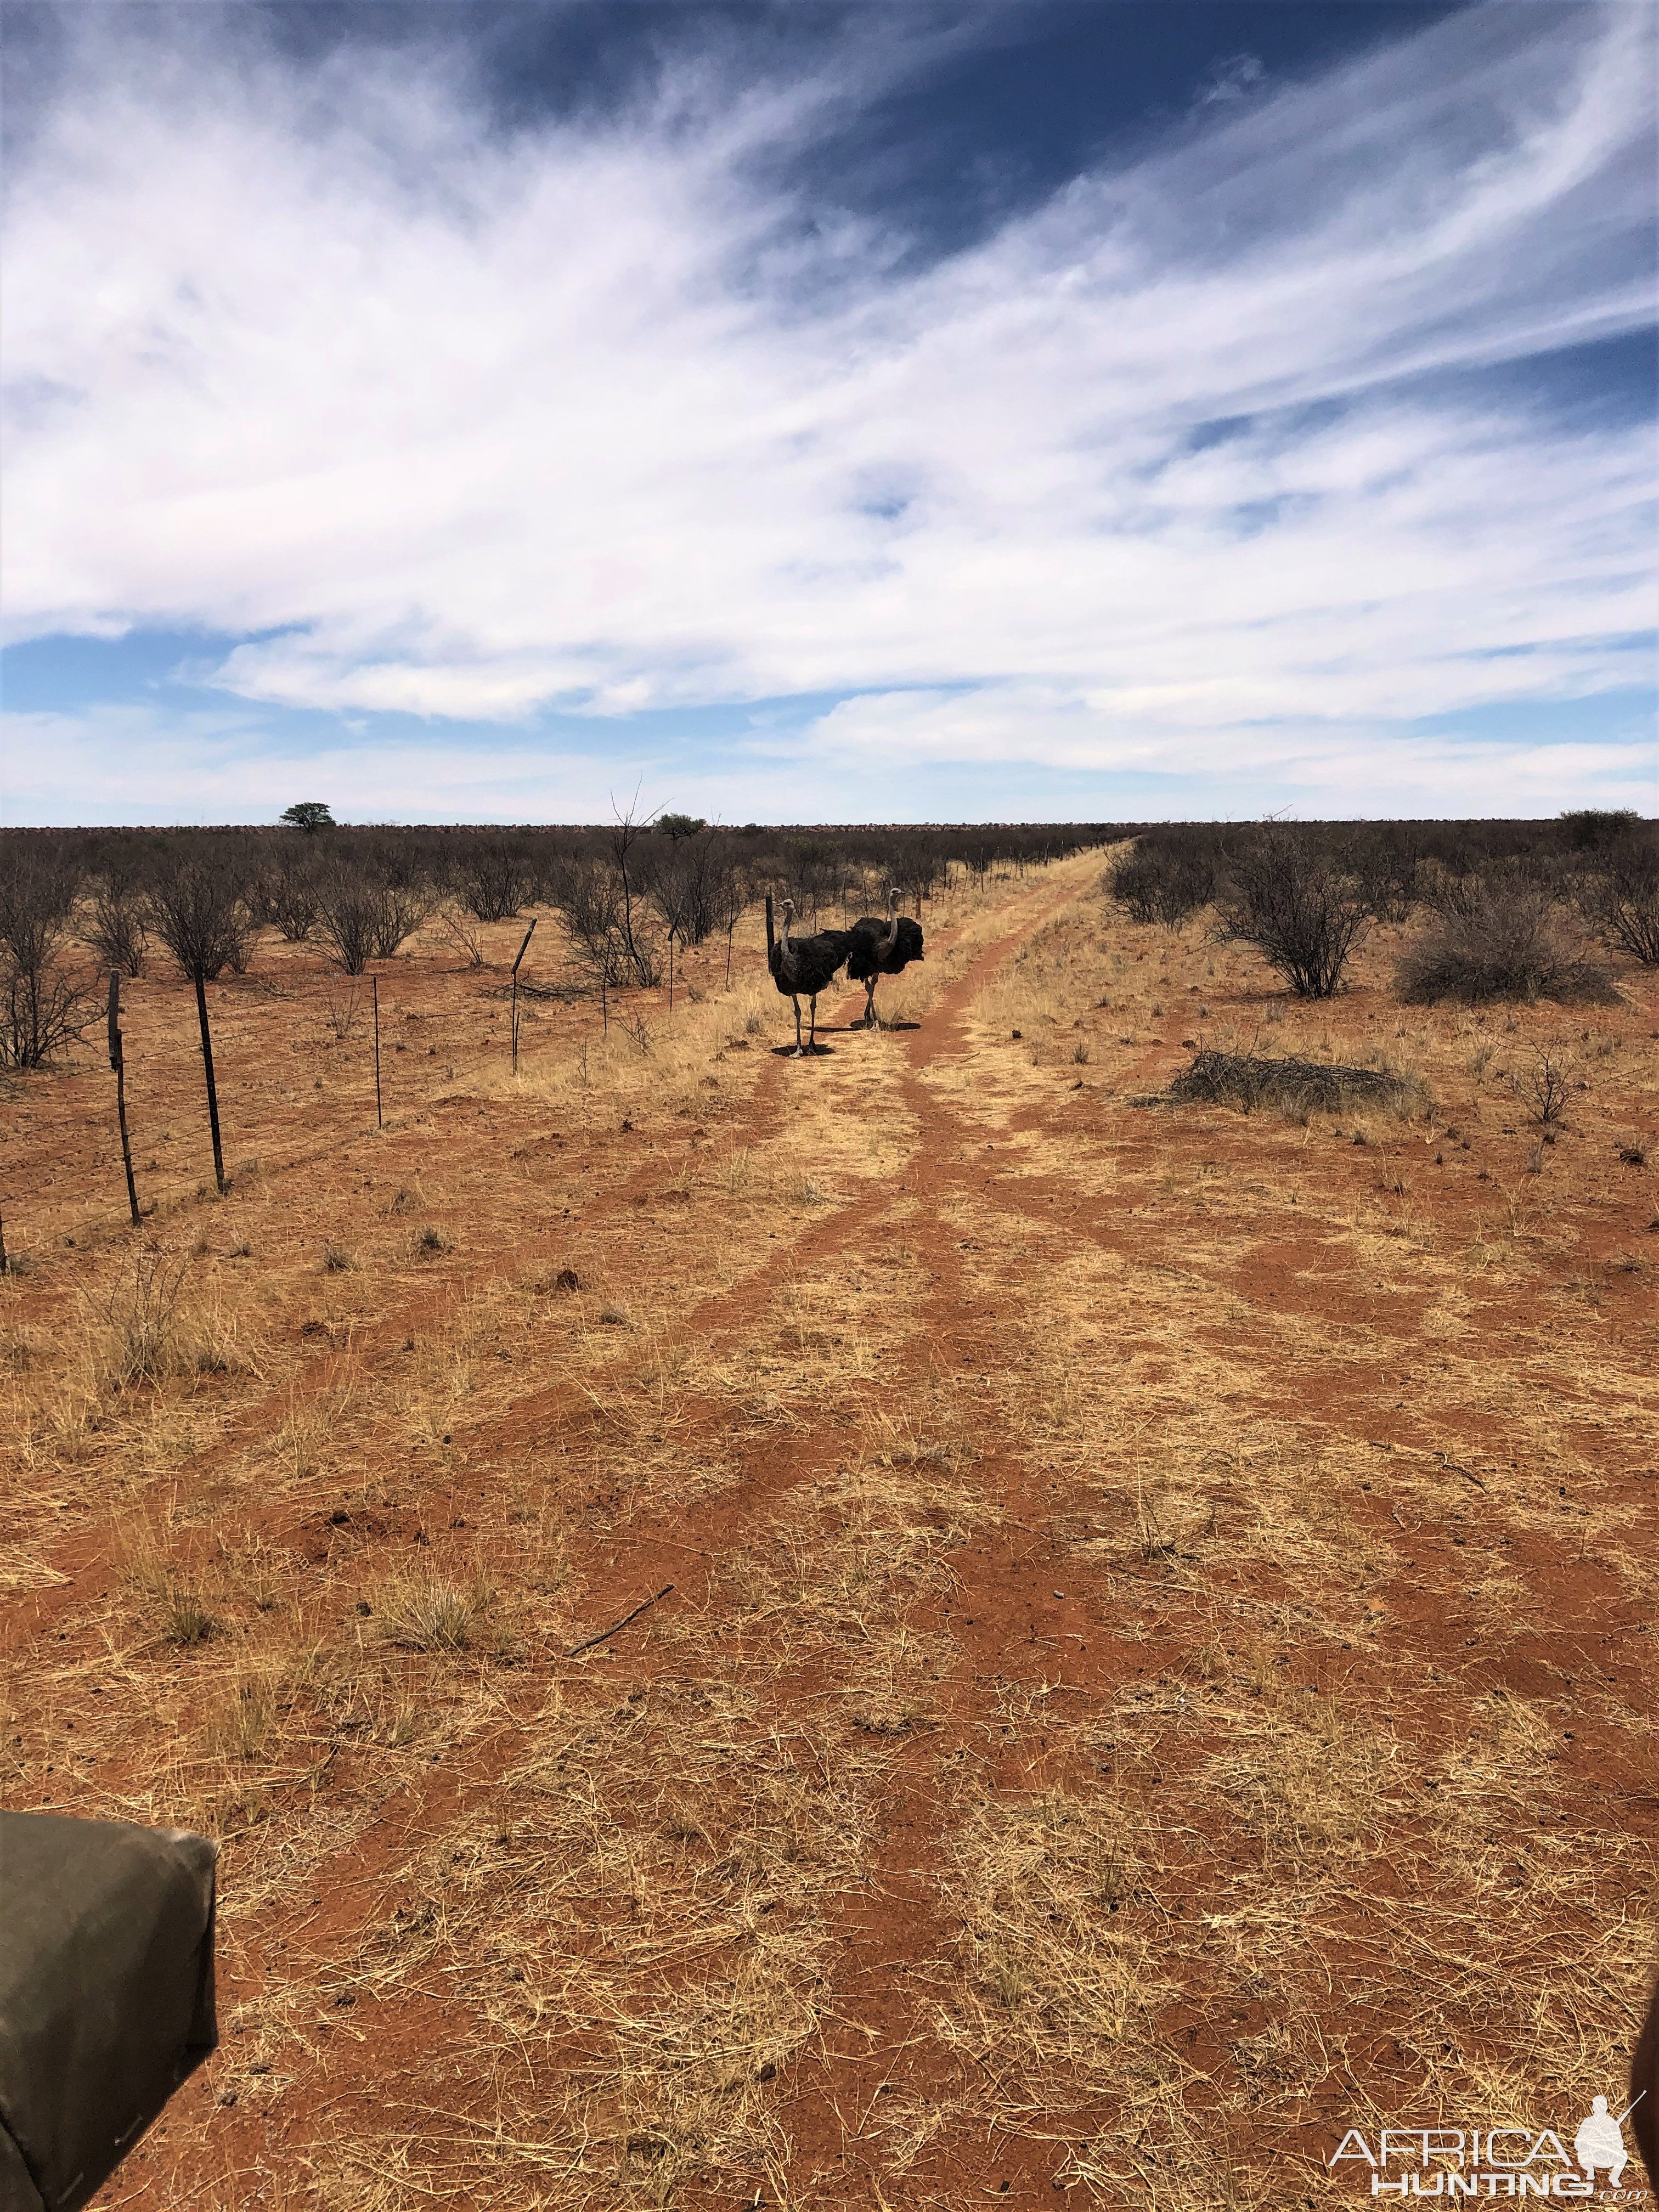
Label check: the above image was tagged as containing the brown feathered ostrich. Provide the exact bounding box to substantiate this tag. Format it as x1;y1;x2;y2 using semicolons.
845;887;925;1029
766;894;852;1057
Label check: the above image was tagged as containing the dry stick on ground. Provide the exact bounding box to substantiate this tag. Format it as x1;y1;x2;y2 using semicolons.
564;1583;674;1659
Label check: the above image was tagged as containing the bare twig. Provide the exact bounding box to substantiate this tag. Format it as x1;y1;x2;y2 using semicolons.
1436;1451;1486;1491
564;1583;674;1658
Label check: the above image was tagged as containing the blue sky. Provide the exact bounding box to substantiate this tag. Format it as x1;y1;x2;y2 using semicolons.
1;0;1654;826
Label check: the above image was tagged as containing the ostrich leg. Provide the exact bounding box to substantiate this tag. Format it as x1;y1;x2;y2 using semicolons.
792;996;804;1056
807;994;819;1053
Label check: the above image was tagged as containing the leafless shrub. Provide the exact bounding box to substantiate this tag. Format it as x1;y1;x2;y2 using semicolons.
1577;836;1659;966
1;957;91;1069
605;802;662;985
81;882;149;975
1399;867;1617;1004
258;847;324;942
321;975;364;1039
1107;835;1217;928
1509;1048;1572;1127
315;869;431;974
145;851;252;980
550;859;629;990
452;836;539;923
1212;828;1369;997
649;833;744;947
0;844;91;1066
436;902;487;967
550;850;661;990
1342;825;1425;922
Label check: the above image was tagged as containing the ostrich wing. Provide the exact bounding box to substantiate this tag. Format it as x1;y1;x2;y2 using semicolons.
845;916;890;981
794;928;853;993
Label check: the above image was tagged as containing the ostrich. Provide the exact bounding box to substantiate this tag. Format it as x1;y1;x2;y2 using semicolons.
766;894;852;1057
846;887;925;1029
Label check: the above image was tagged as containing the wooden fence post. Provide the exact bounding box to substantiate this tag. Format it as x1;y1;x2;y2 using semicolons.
511;919;537;1074
108;971;140;1225
372;974;383;1130
193;974;228;1195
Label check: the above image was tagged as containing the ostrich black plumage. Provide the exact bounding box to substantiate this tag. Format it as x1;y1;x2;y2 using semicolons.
845;888;925;1028
766;894;853;1056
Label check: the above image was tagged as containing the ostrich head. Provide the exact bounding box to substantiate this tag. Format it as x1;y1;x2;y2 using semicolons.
882;887;901;947
780;899;796;947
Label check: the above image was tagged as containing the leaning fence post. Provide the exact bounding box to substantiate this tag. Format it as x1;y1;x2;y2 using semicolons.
108;971;141;1225
510;919;537;1074
193;974;228;1195
668;924;676;1015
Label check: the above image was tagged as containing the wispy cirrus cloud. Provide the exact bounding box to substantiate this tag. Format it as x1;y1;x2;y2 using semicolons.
1;2;1652;818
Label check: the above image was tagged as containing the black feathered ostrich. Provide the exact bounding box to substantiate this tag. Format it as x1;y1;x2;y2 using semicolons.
845;887;925;1029
766;894;853;1056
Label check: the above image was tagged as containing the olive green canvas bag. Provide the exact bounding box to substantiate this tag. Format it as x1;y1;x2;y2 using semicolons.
1;1813;218;2212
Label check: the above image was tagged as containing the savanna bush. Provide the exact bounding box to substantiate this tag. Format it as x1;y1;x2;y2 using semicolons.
1107;830;1218;928
0;842;89;1067
1212;827;1369;998
1397;865;1617;1004
1576;832;1659;967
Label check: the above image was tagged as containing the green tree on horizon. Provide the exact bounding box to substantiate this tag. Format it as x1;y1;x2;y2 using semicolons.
280;802;336;833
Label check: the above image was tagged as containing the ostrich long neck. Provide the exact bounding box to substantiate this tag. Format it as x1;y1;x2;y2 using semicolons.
880;890;900;955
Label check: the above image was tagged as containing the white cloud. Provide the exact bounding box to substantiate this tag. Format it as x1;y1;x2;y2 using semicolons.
1;2;1653;809
800;686;1656;816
